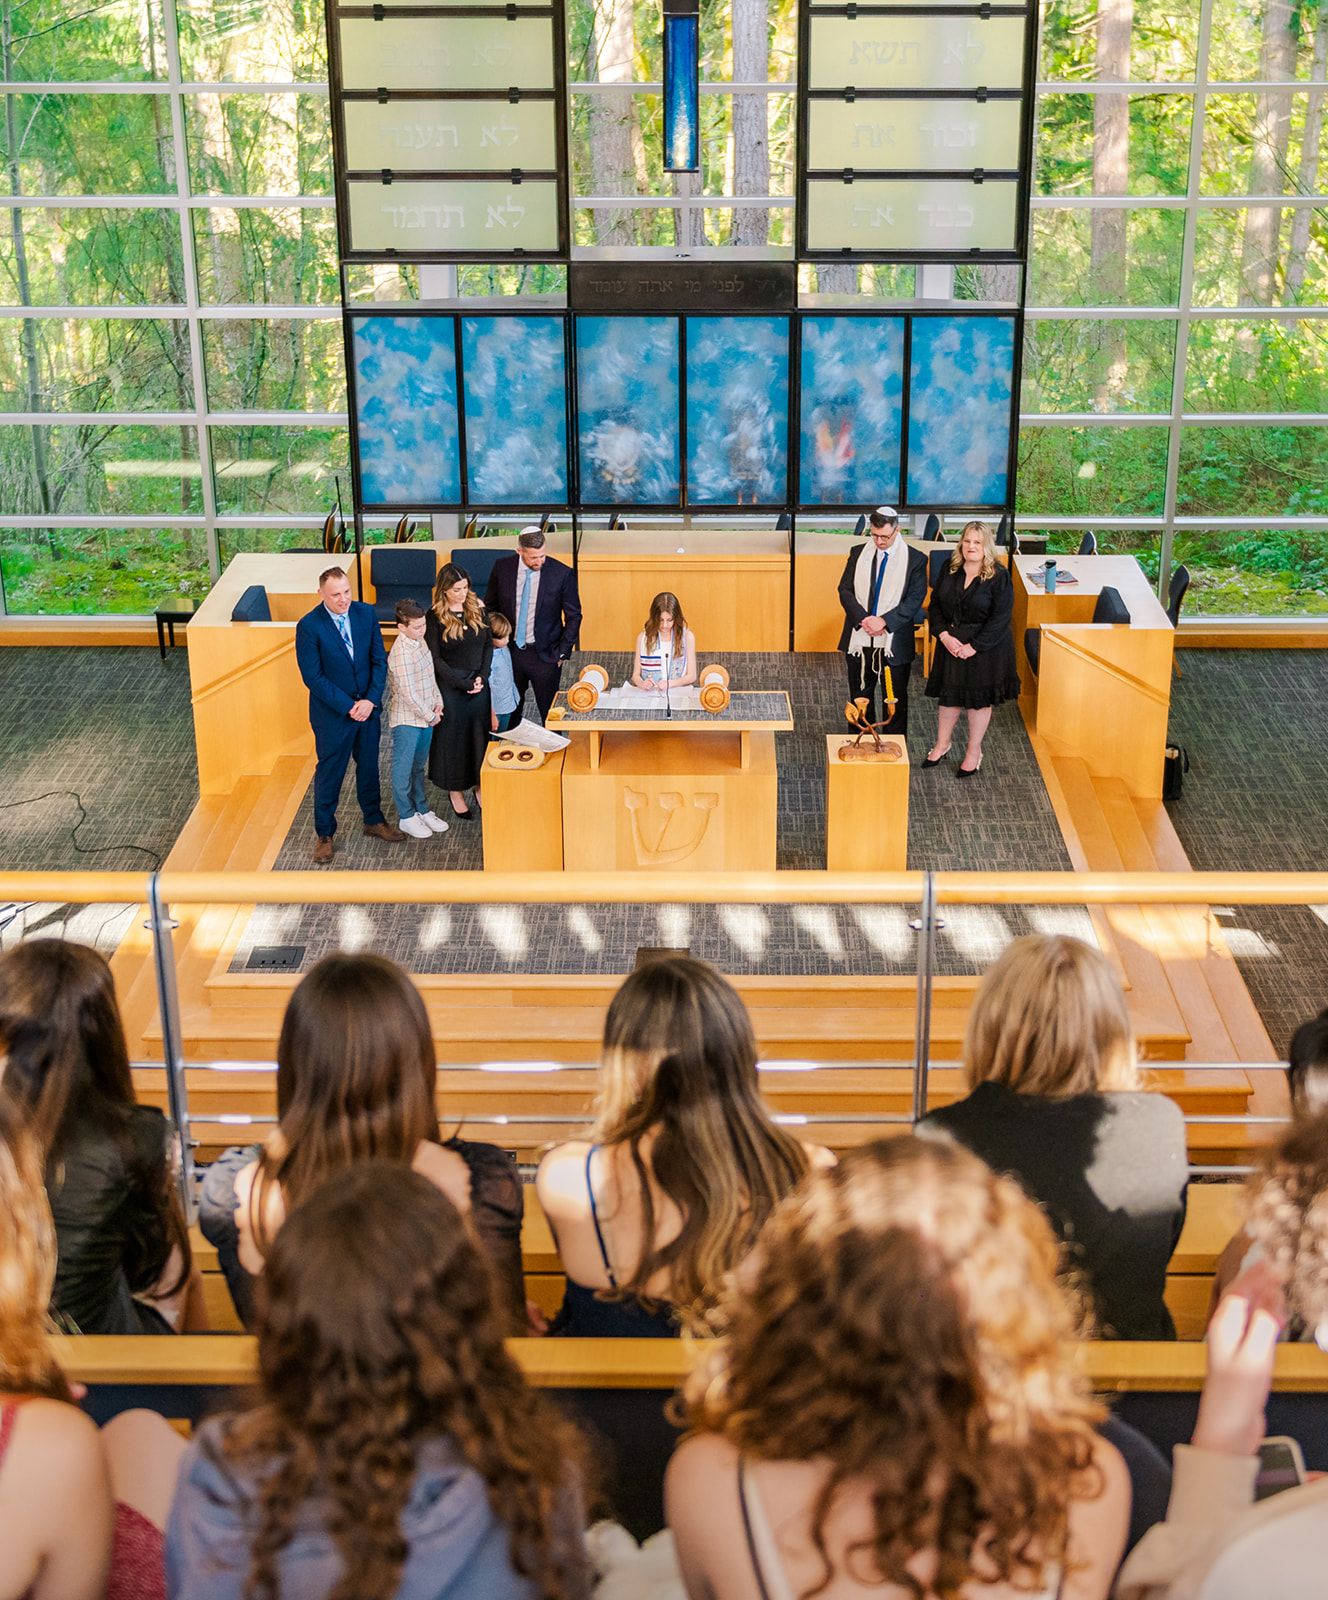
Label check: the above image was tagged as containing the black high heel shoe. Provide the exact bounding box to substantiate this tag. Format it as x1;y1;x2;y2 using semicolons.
956;755;983;779
920;743;952;769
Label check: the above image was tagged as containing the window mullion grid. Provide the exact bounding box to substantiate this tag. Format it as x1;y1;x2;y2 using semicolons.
163;0;219;582
1159;0;1215;603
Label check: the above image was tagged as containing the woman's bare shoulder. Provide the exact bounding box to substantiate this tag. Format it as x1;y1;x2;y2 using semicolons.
536;1141;595;1218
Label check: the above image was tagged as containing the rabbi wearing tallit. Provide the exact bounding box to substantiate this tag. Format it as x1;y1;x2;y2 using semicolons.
836;506;929;736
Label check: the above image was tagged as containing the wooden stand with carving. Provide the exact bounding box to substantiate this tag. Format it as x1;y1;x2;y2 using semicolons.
482;747;566;871
562;731;777;872
825;734;910;872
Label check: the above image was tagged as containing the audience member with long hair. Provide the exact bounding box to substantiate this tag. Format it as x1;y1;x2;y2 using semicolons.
0;939;198;1335
169;1163;592;1600
199;952;525;1332
537;957;826;1336
919;933;1188;1339
1208;1008;1328;1316
0;1094;185;1600
667;1136;1131;1600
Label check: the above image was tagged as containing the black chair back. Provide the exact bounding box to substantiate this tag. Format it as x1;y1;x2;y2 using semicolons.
1092;585;1131;625
1167;563;1191;628
923;513;942;540
995;512;1010;547
927;546;952;591
451;544;507;601
1078;530;1098;555
369;547;438;623
230;584;271;622
1024;627;1041;676
775;512;791;531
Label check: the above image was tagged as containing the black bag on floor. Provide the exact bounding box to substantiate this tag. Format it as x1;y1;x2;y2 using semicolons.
1162;745;1189;800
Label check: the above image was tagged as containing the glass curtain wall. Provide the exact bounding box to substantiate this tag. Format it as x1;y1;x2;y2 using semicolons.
1025;0;1328;614
4;0;1328;615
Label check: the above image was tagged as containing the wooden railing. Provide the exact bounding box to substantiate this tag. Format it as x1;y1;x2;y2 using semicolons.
48;1333;1328;1395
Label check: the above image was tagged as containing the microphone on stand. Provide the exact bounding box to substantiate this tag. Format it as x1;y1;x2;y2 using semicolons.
665;659;672;719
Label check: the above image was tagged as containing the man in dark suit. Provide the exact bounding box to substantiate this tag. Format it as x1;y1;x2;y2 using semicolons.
484;526;582;723
294;565;405;864
837;506;929;736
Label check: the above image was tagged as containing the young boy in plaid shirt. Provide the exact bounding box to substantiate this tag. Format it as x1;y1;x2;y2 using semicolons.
386;598;448;840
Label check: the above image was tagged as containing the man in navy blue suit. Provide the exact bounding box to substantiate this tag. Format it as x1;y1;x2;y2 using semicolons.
483;527;582;723
295;566;406;864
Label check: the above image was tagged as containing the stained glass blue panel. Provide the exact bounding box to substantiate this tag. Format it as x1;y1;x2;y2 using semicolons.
685;316;789;505
351;315;460;505
797;316;904;507
663;12;700;172
575;316;680;505
461;316;568;505
906;315;1015;507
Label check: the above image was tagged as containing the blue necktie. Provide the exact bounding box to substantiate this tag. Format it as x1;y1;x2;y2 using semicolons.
335;611;354;659
516;569;531;648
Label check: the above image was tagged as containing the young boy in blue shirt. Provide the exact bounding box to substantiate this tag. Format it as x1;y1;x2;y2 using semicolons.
488;611;522;735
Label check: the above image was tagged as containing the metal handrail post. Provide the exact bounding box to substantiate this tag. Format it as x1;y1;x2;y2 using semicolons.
910;872;940;1123
146;872;197;1224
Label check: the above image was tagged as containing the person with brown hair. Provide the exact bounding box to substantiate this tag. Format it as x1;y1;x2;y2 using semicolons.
919;934;1188;1340
922;519;1020;776
168;1163;592;1600
0;1093;187;1600
536;957;825;1336
667;1136;1130;1600
198;953;525;1333
631;592;697;694
426;562;492;819
0;939;199;1336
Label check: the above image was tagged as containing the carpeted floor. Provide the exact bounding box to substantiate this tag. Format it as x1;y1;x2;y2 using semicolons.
1163;650;1328;1055
0;643;1323;1046
238;649;1088;976
0;647;197;953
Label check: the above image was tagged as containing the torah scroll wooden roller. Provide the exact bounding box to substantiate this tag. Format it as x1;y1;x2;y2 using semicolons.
698;664;730;713
566;663;609;711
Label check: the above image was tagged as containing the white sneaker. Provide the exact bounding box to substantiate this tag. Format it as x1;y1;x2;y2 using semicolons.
399;815;432;839
420;811;450;833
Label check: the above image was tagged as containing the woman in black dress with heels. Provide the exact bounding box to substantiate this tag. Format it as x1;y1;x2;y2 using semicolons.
923;520;1020;777
425;562;491;819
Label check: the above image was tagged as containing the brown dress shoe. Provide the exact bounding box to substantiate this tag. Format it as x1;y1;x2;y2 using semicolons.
363;821;407;843
313;835;334;864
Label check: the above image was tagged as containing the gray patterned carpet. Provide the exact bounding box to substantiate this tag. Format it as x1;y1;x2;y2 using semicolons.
0;643;1322;1047
0;647;197;953
1163;650;1328;1055
238;650;1091;976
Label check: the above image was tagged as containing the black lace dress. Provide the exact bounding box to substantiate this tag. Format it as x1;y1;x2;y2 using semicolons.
924;561;1021;710
425;609;492;792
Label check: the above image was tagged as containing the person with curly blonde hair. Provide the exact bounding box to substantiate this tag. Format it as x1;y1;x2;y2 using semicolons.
667;1136;1130;1600
168;1162;592;1600
919;934;1188;1340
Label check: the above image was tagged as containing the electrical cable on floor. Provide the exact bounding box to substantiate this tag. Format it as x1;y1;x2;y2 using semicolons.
0;791;163;950
0;789;162;870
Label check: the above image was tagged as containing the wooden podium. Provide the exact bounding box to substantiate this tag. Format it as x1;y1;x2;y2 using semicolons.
553;690;793;872
824;735;910;871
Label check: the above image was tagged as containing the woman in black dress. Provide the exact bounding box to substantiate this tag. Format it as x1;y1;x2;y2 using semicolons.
426;561;492;819
923;519;1020;776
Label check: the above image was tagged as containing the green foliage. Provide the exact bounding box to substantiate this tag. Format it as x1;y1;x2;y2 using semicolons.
0;526;209;614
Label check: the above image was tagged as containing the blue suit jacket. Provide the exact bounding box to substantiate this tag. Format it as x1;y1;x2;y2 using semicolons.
294;600;388;743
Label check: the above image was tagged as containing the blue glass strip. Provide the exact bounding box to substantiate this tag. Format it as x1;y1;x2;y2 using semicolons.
663;13;699;173
352;316;460;505
906;316;1015;508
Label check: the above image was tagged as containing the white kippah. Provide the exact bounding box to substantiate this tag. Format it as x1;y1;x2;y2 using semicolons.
874;505;898;521
518;524;542;538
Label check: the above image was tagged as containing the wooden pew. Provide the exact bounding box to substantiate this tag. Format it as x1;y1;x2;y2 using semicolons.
191;1181;1249;1339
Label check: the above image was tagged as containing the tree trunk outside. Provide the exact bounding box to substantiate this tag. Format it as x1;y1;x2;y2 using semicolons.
816;262;858;293
731;0;769;246
1241;0;1299;305
672;168;707;247
589;0;637;247
1091;0;1132;403
1284;7;1328;307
